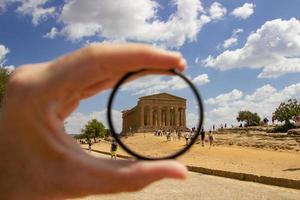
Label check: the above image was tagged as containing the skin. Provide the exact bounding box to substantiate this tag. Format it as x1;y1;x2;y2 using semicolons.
0;44;188;200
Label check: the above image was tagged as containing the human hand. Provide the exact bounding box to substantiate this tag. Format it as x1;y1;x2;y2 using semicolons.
0;44;187;199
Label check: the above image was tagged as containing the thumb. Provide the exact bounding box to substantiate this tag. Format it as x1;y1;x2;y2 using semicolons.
60;156;188;197
111;160;188;192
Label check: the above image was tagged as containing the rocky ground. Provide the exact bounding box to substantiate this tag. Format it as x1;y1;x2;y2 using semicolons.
213;127;300;152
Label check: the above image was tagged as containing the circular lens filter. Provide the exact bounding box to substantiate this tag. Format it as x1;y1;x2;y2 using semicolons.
107;69;204;160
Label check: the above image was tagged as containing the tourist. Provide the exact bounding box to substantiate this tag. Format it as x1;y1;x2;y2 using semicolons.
184;132;190;145
111;140;118;160
263;117;269;125
208;130;214;149
192;127;195;132
88;140;92;152
213;124;215;131
200;128;205;146
129;127;133;136
224;123;227;129
166;129;171;141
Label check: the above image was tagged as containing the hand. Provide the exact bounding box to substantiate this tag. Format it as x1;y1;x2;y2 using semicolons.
0;44;187;199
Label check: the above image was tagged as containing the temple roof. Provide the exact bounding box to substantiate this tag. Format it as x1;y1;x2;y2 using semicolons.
139;92;186;101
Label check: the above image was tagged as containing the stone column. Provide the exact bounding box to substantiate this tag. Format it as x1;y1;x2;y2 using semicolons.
158;107;162;126
162;109;166;126
149;107;153;126
146;108;150;126
180;108;184;126
175;107;179;127
183;108;186;127
166;107;170;126
140;106;144;127
154;109;157;126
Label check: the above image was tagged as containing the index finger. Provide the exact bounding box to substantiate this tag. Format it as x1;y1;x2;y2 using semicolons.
48;43;186;91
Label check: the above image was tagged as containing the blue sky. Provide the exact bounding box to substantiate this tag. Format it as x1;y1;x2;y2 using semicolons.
0;0;299;133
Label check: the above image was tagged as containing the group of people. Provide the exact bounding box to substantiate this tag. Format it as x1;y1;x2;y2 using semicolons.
200;129;214;148
153;127;215;148
154;128;183;141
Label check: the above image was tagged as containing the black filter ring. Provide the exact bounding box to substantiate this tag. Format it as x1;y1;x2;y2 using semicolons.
107;69;204;160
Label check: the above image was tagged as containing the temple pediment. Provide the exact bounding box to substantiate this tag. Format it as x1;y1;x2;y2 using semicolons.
139;93;186;101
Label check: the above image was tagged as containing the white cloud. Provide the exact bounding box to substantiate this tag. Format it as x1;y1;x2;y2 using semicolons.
17;0;56;25
205;89;243;106
202;18;300;78
208;2;227;20
0;0;56;25
0;43;15;72
121;74;209;96
66;109;122;135
187;112;199;129
0;0;15;12
221;28;243;49
204;83;300;129
232;28;244;36
43;27;58;39
0;0;7;11
2;65;15;73
222;37;238;49
193;74;210;85
245;84;277;102
231;3;255;19
0;44;9;66
48;0;226;48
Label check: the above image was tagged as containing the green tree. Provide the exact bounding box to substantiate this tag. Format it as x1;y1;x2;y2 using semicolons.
81;119;106;142
237;111;261;126
273;99;300;125
0;68;10;107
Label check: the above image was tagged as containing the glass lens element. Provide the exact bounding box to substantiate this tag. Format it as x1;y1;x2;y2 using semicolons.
110;73;202;159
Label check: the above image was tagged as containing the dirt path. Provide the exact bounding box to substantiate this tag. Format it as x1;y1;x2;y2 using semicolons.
82;133;300;180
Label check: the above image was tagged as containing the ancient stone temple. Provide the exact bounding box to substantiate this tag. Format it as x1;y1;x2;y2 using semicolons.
122;93;187;133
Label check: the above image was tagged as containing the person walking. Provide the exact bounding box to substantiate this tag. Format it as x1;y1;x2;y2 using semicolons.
184;132;190;145
208;130;214;149
88;140;92;152
166;129;171;141
111;140;118;160
200;128;205;147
